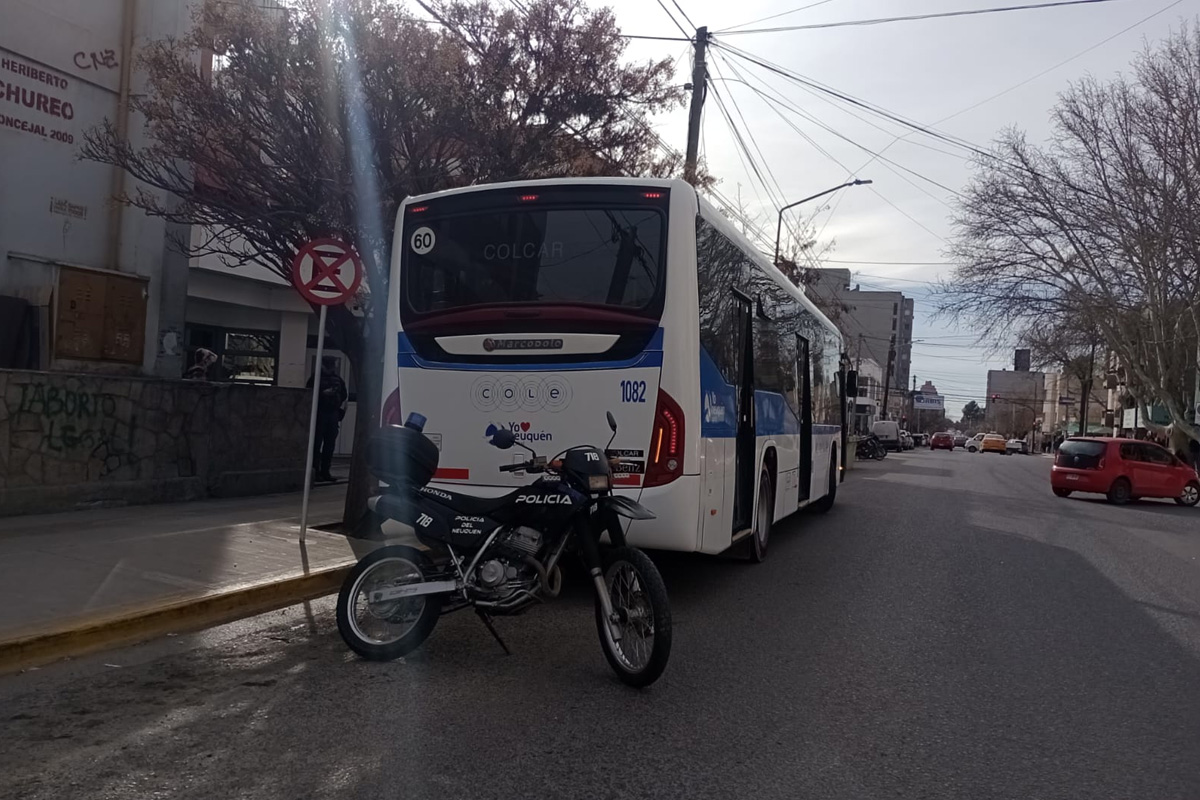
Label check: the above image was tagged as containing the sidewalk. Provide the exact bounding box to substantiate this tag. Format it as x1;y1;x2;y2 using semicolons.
0;481;375;672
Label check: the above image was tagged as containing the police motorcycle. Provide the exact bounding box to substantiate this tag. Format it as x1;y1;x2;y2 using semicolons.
336;411;672;687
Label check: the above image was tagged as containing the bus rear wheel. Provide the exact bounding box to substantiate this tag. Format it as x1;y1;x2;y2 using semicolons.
748;469;773;563
811;452;838;514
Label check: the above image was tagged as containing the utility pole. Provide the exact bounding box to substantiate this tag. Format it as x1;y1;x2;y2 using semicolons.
683;27;709;185
855;333;863;371
881;334;896;421
911;374;918;433
1079;341;1097;436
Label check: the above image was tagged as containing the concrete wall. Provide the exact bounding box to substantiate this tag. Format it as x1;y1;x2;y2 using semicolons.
0;368;310;516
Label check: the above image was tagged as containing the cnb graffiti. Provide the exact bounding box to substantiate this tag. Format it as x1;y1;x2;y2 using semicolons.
16;383;140;476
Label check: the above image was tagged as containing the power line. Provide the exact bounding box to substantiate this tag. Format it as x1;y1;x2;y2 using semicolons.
936;0;1186;124
669;0;696;30
718;0;840;32
826;259;953;266
717;0;1123;36
711;48;964;205
711;41;990;160
397;11;690;40
653;0;692;39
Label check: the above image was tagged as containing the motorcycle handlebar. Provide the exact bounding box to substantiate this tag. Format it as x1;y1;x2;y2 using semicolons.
497;457;558;474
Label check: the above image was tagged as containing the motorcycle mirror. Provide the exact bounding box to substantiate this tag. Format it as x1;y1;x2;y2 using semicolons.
606;411;618;433
489;428;516;449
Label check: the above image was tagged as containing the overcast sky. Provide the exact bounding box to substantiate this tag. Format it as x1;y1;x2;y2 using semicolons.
603;0;1198;419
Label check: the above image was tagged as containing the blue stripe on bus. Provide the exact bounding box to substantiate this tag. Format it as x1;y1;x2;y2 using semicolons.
699;347;738;437
699;346;806;438
397;329;665;371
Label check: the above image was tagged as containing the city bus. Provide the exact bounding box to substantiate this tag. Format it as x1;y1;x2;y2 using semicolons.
380;178;847;560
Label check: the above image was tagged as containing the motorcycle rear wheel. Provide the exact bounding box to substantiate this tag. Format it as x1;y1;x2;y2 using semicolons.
337;545;443;661
594;547;672;688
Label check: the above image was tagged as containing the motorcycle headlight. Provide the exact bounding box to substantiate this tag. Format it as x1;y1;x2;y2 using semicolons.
588;474;611;492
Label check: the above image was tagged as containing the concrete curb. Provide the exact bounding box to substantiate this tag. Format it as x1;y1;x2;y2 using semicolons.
0;563;354;675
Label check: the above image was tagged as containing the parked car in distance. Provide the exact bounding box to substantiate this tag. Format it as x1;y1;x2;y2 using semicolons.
953;433;968;448
1005;438;1029;455
872;420;902;451
930;432;955;451
965;433;986;453
900;430;914;450
981;434;1007;454
1051;437;1200;506
911;433;926;448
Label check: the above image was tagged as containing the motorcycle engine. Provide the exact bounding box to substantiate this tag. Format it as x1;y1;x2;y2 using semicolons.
498;526;543;558
470;527;544;601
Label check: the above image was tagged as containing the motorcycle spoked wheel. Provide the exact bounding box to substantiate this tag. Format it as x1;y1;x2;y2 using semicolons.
336;545;444;661
594;547;672;688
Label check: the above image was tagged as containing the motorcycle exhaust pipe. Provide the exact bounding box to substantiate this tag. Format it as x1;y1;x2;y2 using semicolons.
368;580;457;603
520;556;562;599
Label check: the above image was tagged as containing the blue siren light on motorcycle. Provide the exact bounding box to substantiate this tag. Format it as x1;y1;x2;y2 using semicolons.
404;412;427;432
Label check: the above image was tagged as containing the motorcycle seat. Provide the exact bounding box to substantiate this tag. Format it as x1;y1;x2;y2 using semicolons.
419;487;521;517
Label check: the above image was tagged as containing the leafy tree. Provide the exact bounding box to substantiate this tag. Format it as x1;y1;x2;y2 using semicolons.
81;0;686;525
938;26;1200;445
961;400;985;427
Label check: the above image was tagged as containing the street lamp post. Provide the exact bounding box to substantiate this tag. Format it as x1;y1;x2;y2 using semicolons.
774;179;873;267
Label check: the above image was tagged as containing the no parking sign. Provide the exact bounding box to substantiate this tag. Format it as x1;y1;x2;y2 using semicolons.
291;238;363;306
292;238;363;543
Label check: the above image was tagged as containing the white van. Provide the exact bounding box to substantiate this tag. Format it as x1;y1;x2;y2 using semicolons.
872;420;902;451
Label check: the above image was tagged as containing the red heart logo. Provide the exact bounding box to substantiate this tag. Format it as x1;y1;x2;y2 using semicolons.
520;422;531;432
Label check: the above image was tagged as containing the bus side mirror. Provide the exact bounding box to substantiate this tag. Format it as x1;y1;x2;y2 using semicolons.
845;370;858;399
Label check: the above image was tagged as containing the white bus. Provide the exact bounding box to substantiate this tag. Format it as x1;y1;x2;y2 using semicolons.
381;178;847;560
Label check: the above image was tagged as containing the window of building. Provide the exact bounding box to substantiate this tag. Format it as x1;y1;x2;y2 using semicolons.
892;302;898;315
186;324;279;384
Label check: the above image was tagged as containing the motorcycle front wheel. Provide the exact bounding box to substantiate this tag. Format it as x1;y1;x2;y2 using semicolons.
336;545;443;661
594;547;672;688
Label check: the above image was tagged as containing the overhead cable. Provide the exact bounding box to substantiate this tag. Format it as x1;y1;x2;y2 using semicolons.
717;0;1122;36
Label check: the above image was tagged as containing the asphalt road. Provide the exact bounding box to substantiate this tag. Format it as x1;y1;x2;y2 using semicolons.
4;449;1199;800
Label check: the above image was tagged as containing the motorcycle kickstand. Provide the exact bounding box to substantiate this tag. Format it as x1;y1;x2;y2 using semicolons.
475;609;512;656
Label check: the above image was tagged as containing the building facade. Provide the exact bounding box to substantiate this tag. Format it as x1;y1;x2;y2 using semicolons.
1;0;197;378
806;268;914;419
986;369;1046;438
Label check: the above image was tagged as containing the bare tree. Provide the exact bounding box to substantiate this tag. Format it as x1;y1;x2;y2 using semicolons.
80;0;685;526
938;24;1200;444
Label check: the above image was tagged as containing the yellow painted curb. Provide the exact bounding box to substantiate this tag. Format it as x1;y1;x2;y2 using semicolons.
0;563;354;675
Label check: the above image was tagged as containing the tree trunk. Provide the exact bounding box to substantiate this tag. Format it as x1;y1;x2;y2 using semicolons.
334;303;385;532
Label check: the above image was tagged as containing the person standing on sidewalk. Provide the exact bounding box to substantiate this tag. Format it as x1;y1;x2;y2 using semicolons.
307;357;348;483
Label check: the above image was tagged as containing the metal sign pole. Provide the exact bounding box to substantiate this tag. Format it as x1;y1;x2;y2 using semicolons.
299;304;328;544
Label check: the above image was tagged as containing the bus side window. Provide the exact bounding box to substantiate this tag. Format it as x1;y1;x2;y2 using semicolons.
696;216;750;385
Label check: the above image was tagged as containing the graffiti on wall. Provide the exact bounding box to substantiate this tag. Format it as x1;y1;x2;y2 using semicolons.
16;383;140;477
73;50;119;71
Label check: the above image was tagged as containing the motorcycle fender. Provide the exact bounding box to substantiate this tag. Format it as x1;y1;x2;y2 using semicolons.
599;494;657;521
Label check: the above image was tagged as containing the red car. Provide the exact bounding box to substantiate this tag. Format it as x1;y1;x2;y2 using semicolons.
930;432;955;451
1051;437;1200;506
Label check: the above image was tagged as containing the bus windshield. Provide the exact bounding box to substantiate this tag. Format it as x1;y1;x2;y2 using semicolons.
403;203;665;319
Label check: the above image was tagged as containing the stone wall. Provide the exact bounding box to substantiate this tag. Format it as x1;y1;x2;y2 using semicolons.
0;370;311;516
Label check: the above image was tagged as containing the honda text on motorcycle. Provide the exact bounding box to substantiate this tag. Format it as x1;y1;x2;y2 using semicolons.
336;411;673;687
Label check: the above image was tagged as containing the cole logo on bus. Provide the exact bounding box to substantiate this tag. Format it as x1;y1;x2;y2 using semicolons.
482;337;564;352
485;422;553;443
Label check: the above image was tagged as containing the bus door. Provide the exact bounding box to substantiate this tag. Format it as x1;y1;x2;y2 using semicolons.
797;334;813;504
731;290;756;532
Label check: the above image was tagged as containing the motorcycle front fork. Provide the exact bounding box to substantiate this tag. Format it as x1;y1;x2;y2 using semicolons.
579;509;627;642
